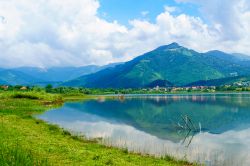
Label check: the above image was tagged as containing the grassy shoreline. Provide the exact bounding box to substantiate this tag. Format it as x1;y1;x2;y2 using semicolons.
0;91;192;166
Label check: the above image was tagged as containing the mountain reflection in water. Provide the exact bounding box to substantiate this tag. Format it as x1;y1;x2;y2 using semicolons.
38;94;250;166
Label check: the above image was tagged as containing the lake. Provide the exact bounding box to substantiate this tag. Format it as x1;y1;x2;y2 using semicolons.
38;94;250;166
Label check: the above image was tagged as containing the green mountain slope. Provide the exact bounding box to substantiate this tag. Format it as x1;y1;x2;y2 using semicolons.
0;63;122;85
12;63;121;82
0;70;43;85
188;76;250;86
12;66;101;82
64;43;250;88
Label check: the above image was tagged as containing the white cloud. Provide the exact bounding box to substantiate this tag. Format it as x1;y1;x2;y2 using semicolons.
124;8;218;56
141;11;149;17
0;0;129;68
164;6;177;13
0;0;249;68
175;0;250;52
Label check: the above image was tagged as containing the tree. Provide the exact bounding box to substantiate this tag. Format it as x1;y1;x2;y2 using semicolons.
45;84;53;93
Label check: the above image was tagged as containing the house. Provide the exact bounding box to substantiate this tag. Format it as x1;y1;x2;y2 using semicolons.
230;72;238;77
154;86;160;91
191;86;198;90
1;85;9;90
20;86;28;90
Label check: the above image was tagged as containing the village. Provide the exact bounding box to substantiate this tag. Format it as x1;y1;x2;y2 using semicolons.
2;82;250;94
149;85;216;92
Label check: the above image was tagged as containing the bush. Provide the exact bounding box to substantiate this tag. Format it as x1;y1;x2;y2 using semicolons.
12;93;40;100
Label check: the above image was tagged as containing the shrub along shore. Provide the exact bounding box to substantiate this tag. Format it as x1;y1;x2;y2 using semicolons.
0;91;192;166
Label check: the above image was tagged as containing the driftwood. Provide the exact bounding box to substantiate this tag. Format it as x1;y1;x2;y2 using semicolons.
178;115;201;147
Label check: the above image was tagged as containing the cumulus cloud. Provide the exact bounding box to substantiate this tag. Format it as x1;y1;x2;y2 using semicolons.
0;0;128;68
176;0;250;52
0;0;249;68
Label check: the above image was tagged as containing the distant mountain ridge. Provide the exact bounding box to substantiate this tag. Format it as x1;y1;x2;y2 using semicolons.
0;63;122;85
64;43;250;88
1;43;250;87
0;70;43;85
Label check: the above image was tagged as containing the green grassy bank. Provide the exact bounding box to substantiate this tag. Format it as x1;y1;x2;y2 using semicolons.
0;91;192;166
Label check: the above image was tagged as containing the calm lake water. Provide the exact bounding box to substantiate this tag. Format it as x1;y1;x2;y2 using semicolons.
38;94;250;166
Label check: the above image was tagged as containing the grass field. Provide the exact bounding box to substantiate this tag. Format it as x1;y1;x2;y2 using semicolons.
0;91;192;166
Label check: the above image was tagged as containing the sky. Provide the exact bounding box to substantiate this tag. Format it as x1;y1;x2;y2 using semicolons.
98;0;200;25
0;0;250;68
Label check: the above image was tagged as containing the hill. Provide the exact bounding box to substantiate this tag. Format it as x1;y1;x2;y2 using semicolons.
64;43;250;88
188;76;250;86
0;63;121;85
0;70;43;85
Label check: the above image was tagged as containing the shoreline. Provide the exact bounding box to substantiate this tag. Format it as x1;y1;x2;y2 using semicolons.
100;91;250;97
0;91;193;166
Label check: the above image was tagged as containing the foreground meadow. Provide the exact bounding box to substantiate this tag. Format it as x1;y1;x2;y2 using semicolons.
0;91;192;166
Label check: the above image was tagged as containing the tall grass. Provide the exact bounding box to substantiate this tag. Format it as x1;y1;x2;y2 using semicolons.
0;91;62;101
0;142;49;166
0;92;63;117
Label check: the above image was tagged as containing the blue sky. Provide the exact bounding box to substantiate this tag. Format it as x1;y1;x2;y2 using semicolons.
98;0;200;25
0;0;249;68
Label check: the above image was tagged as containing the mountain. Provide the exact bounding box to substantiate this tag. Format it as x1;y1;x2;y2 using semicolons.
232;53;250;61
13;63;121;82
146;79;174;88
64;43;250;88
206;50;250;67
0;63;121;85
188;76;250;86
12;66;100;82
0;70;43;85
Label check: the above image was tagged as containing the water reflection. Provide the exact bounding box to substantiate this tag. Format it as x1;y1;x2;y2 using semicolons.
38;94;250;166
